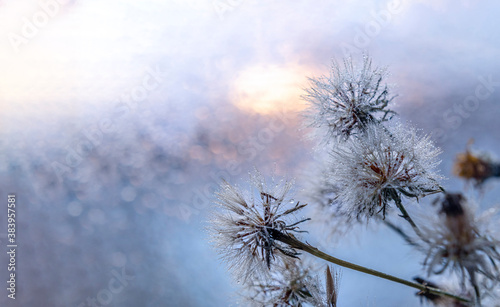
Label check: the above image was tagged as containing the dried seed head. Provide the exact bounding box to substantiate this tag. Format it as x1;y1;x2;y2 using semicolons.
245;259;325;307
304;55;396;142
208;171;309;283
421;193;500;296
329;123;442;220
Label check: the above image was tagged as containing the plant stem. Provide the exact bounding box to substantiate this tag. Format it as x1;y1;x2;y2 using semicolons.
393;194;424;239
270;230;471;304
380;218;420;248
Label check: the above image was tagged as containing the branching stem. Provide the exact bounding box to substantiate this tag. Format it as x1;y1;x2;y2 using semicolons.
270;229;471;304
393;194;424;239
380;218;420;247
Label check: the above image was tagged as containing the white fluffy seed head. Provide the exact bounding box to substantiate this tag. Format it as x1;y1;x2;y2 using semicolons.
304;55;396;142
208;171;309;283
329;123;442;220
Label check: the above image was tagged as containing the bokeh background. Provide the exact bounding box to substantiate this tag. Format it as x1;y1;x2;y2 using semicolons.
1;0;500;306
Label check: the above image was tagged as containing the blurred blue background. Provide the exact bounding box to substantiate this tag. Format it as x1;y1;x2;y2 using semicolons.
1;0;500;306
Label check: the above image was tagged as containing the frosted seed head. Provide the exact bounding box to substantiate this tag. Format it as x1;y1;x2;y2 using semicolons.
328;123;442;220
208;170;310;283
303;56;396;143
243;259;326;307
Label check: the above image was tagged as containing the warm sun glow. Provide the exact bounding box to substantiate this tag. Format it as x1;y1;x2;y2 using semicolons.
0;1;179;116
232;64;311;115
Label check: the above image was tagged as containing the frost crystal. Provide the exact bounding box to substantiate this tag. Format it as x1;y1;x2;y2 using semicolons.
329;124;442;220
304;56;396;141
208;171;309;282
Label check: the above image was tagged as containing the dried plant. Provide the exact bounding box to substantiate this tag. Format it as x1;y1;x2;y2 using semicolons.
245;259;325;306
329;123;442;221
453;140;500;187
325;266;341;307
208;171;309;282
304;55;396;142
419;193;500;304
208;56;500;306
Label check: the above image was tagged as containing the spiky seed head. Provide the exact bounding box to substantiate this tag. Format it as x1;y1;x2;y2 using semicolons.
208;171;309;283
413;277;471;307
245;259;325;307
304;55;396;142
329;123;442;220
422;193;500;295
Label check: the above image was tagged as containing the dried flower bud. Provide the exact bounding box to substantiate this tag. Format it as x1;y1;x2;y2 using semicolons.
453;141;500;186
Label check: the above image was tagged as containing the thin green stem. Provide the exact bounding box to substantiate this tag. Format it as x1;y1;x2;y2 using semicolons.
270;230;471;304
